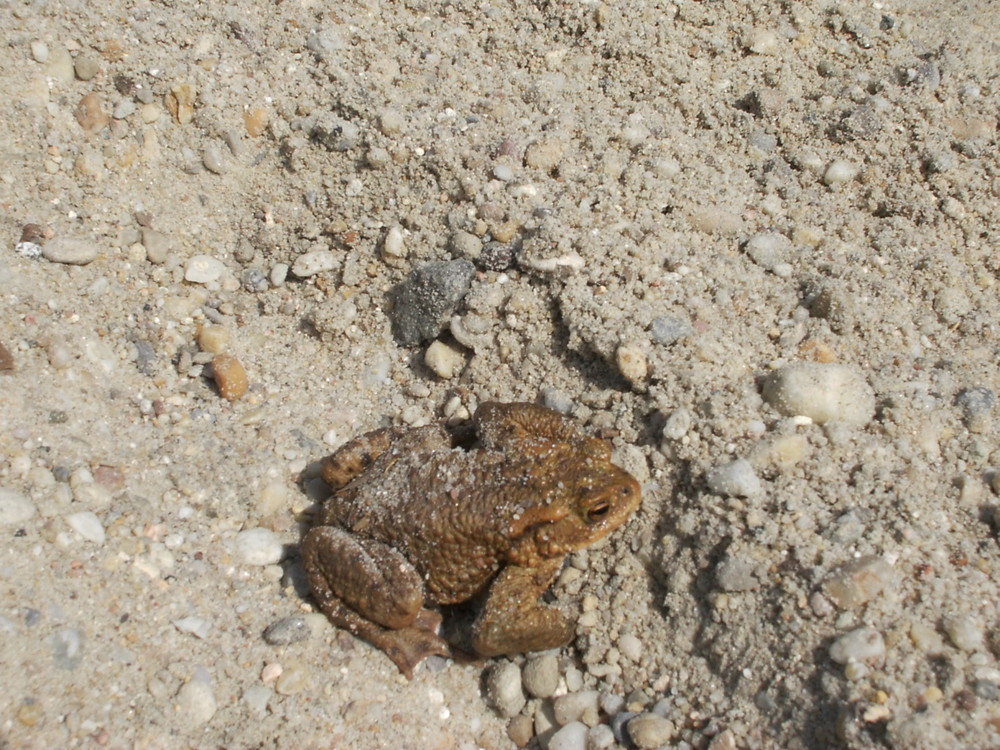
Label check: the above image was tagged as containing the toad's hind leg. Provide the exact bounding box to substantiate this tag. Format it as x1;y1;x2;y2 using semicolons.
320;426;408;490
470;556;575;658
300;526;452;678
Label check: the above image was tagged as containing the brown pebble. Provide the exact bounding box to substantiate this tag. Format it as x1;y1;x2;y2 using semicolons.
93;465;126;492
506;715;533;748
75;93;109;136
165;83;197;125
0;341;14;373
212;354;248;401
243;107;270;137
20;224;48;245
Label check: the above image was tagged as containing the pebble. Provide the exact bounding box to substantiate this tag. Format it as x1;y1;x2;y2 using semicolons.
113;99;136;120
141;228;173;264
175;679;216;726
484;660;526;718
66;511;105;544
274;662;310;695
548;721;587;750
588;724;616;749
524;137;564;171
234;528;284;566
507;715;534;747
955;387;995;433
381;225;407;261
450;230;483;260
715;554;759;592
744;232;791;272
165;82;196;125
627;713;677;749
540;387;575;415
212;354;248;401
75;93;109;135
823;159;859;185
73;481;112;508
184;255;227;284
0;487;36;525
822;555;892;609
173;616;212;639
829;627;885;664
49;628;85;669
291;249;337;278
650;315;693;346
263;616;312;646
616;344;648;384
198;325;230;354
45;44;74;82
522;653;559;698
944;615;985;652
390;259;476;346
706;458;762;498
424;340;465;379
74;56;101;81
202;144;227;174
270;263;289;286
762;362;875;425
242;685;272;716
42;237;99;265
554;690;600;726
0;342;13;372
30;40;49;63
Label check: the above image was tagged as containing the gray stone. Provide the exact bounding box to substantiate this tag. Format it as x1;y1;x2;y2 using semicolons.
650;315;693;346
390;260;476;346
42;237;99;265
263;616;312;646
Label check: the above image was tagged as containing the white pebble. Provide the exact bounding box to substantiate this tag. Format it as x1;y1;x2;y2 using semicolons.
522;653;559;698
242;685;272;715
548;721;588;750
763;362;875;425
291;249;336;278
554;690;600;725
484;661;525;718
235;528;284;566
382;225;406;259
173;616;212;639
31;40;49;62
829;627;885;664
184;255;227;284
618;633;643;662
66;511;105;544
823;159;859;185
202;144;227;174
175;679;217;726
270;263;289;286
744;232;790;271
944;615;985;652
0;488;36;525
424;340;465;379
42;237;99;265
627;713;677;749
616;344;648;384
662;408;692;440
705;458;762;498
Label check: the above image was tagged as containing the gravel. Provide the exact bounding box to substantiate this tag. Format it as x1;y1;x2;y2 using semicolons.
2;1;997;747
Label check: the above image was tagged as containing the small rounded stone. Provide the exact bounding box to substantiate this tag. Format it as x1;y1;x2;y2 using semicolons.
235;528;283;566
184;255;226;284
66;511;105;544
829;627;885;664
198;325;230;354
705;458;762;498
175;680;217;726
763;362;875;425
822;555;892;609
823;159;859;185
484;660;526;718
944;615;985;652
424;340;465;379
212;354;248;401
627;713;677;749
0;488;36;525
548;721;587;750
42;237;99;265
263;616;312;646
616;344;648;384
291;249;337;278
522;653;559;698
554;690;600;726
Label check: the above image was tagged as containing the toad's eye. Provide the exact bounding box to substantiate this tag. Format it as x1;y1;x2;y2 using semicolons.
587;502;611;522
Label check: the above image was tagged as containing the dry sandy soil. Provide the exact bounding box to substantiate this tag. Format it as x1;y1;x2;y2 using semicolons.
1;0;998;748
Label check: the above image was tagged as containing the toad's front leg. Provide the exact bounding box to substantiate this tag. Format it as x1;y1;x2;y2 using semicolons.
301;526;452;678
470;556;574;658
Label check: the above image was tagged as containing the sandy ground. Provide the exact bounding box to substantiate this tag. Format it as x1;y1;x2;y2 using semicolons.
1;0;998;748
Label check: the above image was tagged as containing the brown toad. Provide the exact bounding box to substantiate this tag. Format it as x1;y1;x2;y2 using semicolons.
301;401;642;677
